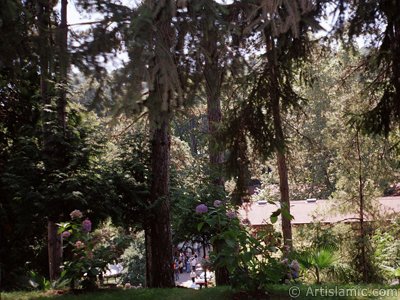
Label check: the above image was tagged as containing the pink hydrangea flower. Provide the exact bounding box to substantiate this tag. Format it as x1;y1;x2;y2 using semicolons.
213;200;222;207
82;219;92;232
62;231;71;238
124;283;132;289
75;241;85;249
70;209;83;219
195;204;208;214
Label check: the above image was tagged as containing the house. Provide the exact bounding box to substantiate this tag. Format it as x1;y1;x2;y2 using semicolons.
239;196;400;227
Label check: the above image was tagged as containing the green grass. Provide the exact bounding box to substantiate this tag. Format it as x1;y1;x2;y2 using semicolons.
1;291;48;300
1;287;233;300
2;284;399;300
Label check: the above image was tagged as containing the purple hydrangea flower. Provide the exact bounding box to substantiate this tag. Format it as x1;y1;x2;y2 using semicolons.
226;210;236;219
195;204;208;214
213;200;222;207
82;219;92;232
62;231;71;238
290;260;300;273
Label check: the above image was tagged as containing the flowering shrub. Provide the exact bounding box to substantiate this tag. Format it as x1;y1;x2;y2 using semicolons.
291;260;300;279
226;210;236;219
213;200;222;207
58;210;129;290
280;258;300;283
70;210;83;219
82;219;92;232
62;231;71;239
195;201;288;291
195;204;208;214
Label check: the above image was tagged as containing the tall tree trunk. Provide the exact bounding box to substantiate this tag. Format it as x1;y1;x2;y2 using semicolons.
143;0;176;288
57;0;68;133
213;241;230;286
148;110;174;288
204;44;230;286
47;221;62;282
37;1;63;281
189;117;198;155
265;29;293;249
276;152;292;249
204;35;224;186
39;0;69;281
356;131;367;282
144;226;153;287
38;1;51;113
384;1;400;119
202;4;229;285
393;4;400;118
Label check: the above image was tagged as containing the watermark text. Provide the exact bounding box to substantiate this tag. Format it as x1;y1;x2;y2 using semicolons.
288;286;399;298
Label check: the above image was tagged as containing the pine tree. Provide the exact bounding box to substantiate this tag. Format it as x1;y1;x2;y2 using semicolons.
223;0;323;249
335;0;400;135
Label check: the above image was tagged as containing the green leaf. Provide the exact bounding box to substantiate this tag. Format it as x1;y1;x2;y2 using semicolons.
242;251;253;263
281;208;293;221
225;238;236;248
206;218;217;227
270;209;281;223
197;222;205;232
57;222;70;234
271;209;281;217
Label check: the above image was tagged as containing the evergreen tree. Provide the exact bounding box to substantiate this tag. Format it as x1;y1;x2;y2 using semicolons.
334;0;400;135
223;0;324;248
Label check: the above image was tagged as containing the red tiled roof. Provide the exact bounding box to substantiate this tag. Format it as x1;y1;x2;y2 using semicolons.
239;196;400;225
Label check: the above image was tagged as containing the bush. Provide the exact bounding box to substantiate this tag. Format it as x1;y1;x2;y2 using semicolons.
120;231;146;286
59;211;130;290
372;219;400;283
195;202;288;291
295;246;337;284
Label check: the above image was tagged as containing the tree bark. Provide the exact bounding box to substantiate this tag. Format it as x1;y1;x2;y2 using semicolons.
37;1;63;281
47;221;62;282
276;151;292;248
57;0;68;134
143;0;176;288
265;29;293;249
204;27;224;186
189;117;198;155
392;1;400;118
356;131;367;282
214;240;230;286
38;0;69;281
144;226;152;287
38;1;51;109
202;2;229;285
148;113;174;288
